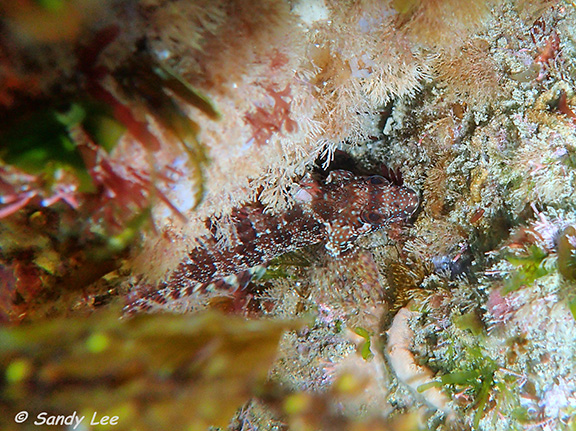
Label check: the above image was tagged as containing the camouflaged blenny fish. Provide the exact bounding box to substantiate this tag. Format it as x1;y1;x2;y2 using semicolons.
125;169;419;313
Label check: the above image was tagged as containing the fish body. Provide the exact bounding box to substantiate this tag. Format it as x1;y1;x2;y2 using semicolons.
125;169;419;314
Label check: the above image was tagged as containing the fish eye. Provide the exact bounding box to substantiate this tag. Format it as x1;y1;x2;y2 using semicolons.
361;210;382;224
367;175;387;186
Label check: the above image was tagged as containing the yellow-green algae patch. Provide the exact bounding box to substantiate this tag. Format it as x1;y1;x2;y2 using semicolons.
0;310;301;431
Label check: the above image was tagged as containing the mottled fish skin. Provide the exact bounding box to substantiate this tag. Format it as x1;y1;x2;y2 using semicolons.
125;169;419;314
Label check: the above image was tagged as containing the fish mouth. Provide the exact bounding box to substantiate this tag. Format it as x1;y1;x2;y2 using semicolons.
407;192;420;216
403;189;421;219
392;187;420;220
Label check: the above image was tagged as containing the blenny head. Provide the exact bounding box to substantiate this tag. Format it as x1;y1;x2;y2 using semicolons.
358;173;420;225
296;169;419;255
